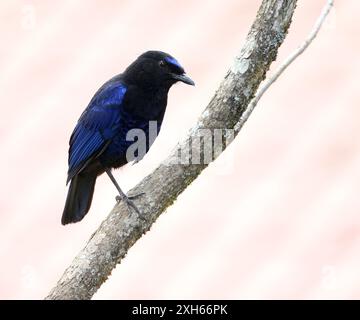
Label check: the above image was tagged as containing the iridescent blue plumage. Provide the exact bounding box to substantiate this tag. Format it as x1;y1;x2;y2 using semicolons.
165;56;183;70
67;79;127;182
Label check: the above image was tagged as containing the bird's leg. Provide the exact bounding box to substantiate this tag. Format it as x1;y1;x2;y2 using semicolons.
105;168;145;220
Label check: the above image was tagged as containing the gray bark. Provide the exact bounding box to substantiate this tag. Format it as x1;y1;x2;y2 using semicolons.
46;0;298;300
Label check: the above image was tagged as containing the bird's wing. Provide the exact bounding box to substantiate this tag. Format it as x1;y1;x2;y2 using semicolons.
67;81;127;183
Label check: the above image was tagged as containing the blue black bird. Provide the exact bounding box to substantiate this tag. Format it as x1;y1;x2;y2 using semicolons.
62;51;194;225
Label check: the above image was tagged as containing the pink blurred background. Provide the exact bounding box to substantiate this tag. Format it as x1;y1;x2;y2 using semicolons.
0;0;359;299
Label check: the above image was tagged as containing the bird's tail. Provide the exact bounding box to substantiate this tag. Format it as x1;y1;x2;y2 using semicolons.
62;172;97;225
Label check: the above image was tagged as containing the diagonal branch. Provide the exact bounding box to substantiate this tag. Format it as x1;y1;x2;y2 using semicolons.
47;0;304;300
235;0;334;134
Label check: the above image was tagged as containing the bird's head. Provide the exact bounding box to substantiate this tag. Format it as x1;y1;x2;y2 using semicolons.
123;50;195;90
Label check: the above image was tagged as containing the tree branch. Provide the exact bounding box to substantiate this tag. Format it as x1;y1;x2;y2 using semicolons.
47;0;301;300
235;0;334;134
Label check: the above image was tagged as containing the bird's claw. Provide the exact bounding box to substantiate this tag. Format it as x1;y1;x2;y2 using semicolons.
115;194;146;222
116;192;145;202
128;192;146;200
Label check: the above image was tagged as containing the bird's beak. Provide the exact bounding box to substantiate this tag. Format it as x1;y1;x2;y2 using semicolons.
171;73;195;86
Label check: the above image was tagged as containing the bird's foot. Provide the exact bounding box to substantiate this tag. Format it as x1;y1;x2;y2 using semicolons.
115;192;145;202
128;192;146;200
115;193;146;222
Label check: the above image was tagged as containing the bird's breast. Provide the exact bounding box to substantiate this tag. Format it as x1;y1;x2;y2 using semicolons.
99;107;163;168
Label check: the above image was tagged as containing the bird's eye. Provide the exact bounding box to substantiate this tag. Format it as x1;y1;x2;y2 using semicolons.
159;60;166;67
